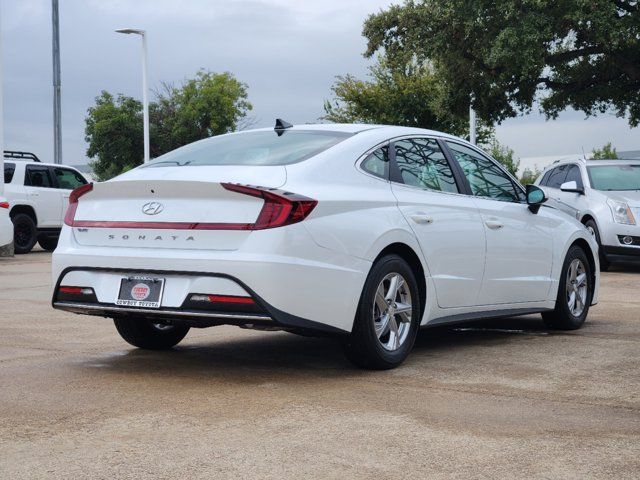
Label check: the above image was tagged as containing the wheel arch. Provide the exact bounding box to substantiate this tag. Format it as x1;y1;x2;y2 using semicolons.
9;204;38;225
372;242;427;319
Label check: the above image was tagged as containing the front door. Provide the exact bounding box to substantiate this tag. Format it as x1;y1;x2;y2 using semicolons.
445;141;554;305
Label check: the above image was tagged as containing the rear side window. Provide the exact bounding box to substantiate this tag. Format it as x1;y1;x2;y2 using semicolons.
393;138;458;193
546;165;568;188
361;146;389;179
146;130;353;167
4;163;15;184
564;165;583;189
53;167;87;190
25;166;54;188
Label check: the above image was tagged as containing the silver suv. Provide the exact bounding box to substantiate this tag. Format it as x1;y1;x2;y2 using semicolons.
535;159;640;270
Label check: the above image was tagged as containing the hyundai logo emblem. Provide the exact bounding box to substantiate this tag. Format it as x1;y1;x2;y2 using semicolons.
142;202;164;215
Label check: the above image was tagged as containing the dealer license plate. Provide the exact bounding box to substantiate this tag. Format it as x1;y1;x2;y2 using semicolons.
116;276;165;309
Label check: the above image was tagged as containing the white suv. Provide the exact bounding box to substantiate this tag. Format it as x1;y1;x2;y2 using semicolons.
3;152;89;254
536;159;640;270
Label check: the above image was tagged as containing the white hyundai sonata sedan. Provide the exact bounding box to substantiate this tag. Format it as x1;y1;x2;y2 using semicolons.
52;122;599;369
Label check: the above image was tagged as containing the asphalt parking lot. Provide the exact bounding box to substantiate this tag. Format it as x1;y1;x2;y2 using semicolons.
0;251;638;479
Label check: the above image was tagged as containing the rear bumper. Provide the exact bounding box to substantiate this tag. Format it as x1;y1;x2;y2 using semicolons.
0;216;13;247
52;266;348;335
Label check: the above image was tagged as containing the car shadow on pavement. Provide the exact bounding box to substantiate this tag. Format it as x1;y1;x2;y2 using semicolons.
77;315;557;380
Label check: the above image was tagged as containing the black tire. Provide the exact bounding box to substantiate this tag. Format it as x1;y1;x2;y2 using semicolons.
113;317;190;350
584;219;609;271
343;254;421;370
11;213;37;254
37;235;59;252
542;245;592;330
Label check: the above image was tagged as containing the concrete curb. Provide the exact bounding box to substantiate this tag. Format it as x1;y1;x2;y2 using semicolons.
0;241;15;257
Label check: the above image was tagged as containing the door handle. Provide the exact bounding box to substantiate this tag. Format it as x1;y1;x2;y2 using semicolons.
485;220;503;230
410;213;433;225
29;193;39;197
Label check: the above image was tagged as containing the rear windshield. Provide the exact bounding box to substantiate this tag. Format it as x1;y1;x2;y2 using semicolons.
145;130;353;167
587;164;640;191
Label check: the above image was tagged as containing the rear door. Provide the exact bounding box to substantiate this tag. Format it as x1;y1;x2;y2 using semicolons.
445;141;554;305
24;165;60;227
390;137;486;308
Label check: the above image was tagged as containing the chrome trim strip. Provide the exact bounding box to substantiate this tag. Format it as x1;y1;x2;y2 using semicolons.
53;301;272;322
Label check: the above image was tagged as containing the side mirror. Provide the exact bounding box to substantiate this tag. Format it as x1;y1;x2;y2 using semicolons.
526;184;547;214
560;181;584;194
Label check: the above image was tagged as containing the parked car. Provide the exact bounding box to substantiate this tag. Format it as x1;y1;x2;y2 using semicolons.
51;123;599;369
0;196;13;255
535;159;640;270
3;152;89;254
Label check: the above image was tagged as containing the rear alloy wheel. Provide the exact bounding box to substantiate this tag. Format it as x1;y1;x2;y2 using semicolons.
584;219;609;271
542;245;592;330
12;213;38;254
113;317;190;350
343;254;421;369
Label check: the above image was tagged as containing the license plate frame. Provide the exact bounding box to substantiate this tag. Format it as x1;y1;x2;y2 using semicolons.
116;276;165;309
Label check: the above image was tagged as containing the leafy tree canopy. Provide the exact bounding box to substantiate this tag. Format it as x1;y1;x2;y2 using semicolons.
487;139;520;177
591;142;619;159
363;0;640;126
85;71;252;180
324;55;492;143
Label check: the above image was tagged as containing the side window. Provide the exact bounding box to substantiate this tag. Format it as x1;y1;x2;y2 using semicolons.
4;163;15;184
25;166;54;188
53;167;88;190
446;142;525;203
564;165;584;189
546;165;568;189
361;146;389;179
393;138;458;193
540;169;553;186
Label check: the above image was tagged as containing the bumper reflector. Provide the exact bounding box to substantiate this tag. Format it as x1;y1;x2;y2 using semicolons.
190;294;254;304
59;286;94;295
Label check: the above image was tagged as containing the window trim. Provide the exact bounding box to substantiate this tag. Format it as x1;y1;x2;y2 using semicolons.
441;140;527;203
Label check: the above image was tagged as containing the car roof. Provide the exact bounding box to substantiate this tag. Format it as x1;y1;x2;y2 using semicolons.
586;159;640;166
247;122;463;140
5;160;82;169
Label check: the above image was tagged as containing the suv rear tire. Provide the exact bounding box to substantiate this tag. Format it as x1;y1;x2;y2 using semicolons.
343;254;421;370
113;317;190;350
542;245;592;330
12;213;37;254
37;235;59;252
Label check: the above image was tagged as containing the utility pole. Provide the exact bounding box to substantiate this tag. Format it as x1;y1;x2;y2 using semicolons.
469;102;477;145
116;28;150;163
52;0;62;164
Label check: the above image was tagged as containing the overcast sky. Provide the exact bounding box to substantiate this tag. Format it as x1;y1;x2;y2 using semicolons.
2;0;639;166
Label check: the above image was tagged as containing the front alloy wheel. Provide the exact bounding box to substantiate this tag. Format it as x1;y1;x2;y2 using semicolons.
565;258;588;317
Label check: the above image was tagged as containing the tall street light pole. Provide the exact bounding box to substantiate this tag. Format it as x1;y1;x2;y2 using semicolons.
0;2;4;194
52;0;62;164
116;28;149;163
469;103;477;145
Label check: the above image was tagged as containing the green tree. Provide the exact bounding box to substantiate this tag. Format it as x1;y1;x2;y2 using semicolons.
592;142;619;159
151;71;253;155
520;166;543;185
324;56;493;143
85;71;253;181
85;91;143;181
363;1;640;126
487;139;520;177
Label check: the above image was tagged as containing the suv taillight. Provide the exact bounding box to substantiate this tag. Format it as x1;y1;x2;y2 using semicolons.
64;183;94;226
222;183;317;230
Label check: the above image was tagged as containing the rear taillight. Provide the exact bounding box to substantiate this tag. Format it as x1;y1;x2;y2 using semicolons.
190;294;255;304
64;183;93;226
222;183;317;230
59;286;94;295
0;202;9;209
